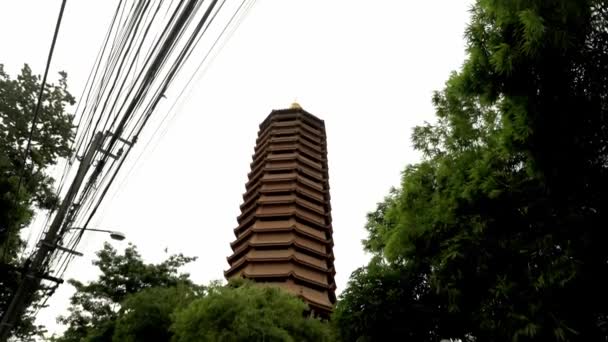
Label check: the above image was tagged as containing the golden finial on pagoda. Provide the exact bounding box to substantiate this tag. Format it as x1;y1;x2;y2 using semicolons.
290;101;302;110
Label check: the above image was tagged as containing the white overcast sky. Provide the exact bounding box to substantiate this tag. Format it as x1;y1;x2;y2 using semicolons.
0;0;472;336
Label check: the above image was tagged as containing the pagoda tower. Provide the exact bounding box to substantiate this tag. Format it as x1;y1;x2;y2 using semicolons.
225;104;336;315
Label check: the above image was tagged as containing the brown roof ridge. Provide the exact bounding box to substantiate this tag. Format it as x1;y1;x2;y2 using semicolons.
230;224;333;249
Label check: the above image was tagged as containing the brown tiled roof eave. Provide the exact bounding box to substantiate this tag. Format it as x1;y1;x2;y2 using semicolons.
255;126;323;148
230;224;334;250
233;211;333;237
227;238;332;263
224;271;335;299
237;195;327;222
254;136;324;158
249;145;324;171
226;269;332;293
256;119;323;145
236;207;327;231
226;253;335;276
306;300;334;315
245;158;326;191
241;181;327;206
244;173;324;196
260;108;325;131
241;183;326;211
244;165;325;192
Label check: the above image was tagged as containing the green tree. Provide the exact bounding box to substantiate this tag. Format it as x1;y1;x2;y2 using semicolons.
341;0;608;340
171;279;334;342
54;243;199;342
1;63;75;340
334;257;464;342
0;63;75;254
53;244;335;342
112;284;204;342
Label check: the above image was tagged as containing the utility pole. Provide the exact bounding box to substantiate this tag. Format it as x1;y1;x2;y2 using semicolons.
0;132;104;341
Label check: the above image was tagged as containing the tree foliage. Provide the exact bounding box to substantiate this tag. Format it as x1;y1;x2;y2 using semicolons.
171;279;334;342
1;63;75;341
53;243;334;342
54;243;199;342
334;256;467;341
340;0;608;341
0;64;75;252
112;285;202;342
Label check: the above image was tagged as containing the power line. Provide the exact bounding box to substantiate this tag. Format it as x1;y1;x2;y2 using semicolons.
22;0;128;261
78;0;223;232
7;0;258;334
45;0;211;279
52;0;230;276
69;0;258;253
12;0;68;226
2;0;67;265
110;0;255;203
68;0;126;164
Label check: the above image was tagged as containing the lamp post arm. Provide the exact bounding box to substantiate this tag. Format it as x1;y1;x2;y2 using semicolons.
70;227;115;234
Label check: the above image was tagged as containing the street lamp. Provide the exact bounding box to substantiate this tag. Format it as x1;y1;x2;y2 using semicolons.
38;228;125;258
68;227;126;241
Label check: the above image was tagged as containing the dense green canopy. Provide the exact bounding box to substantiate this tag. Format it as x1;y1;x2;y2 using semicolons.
53;243;200;342
0;64;74;252
1;63;75;340
112;285;202;342
51;244;333;342
337;0;608;340
171;279;333;342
